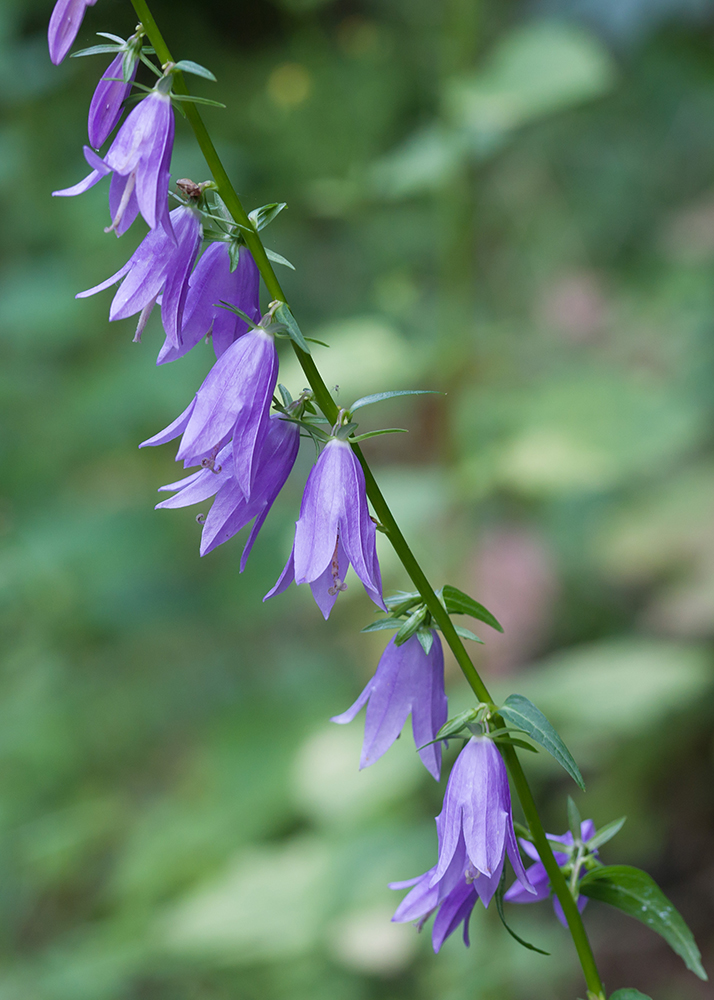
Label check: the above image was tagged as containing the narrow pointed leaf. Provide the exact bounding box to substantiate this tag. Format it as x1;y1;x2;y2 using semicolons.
586;816;626;851
435;709;481;741
416;628;434;655
567;796;583;841
249;202;287;231
350;428;408;443
360;618;403;633
499;694;585;790
579;866;707;980
273;303;310;354
173;59;217;81
609;991;653;1000
493;735;539;752
442;584;504;632
265;248;296;269
349;389;440;413
71;44;123;57
394;605;428;646
452;624;484;644
170;94;226;108
495;869;550;955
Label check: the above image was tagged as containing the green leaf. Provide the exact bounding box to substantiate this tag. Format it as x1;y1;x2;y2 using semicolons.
173;59;217;81
499;694;585;790
273;303;310;354
586;816;626;851
304;338;330;347
350;428;408;443
495;868;550;955
360;618;403;634
442;584;504;632
227;240;244;273
96;32;126;43
265;248;295;270
277;384;293;408
170;94;226;108
384;591;421;612
567;796;583;841
349;389;440;413
435;708;481;741
452;624;484;644
416;628;434;655
580;866;707;981
609;991;653;1000
394;606;428;646
493;735;538;752
249;202;287;232
217;301;255;327
71;44;123;57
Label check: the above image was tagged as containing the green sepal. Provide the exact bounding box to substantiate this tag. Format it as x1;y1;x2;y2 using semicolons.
384;591;421;613
277;384;293;408
360;617;416;634
586;816;626;851
609;991;653;1000
96;31;126;43
416;628;434;655
334;422;359;441
304;337;330;347
499;694;585;790
265;248;296;270
71;43;123;57
217;300;256;327
492;734;539;752
170;93;226;108
495;868;550;955
442;584;504;632
580;866;707;980
249;202;287;232
350;428;408;443
228;240;243;273
273;303;310;354
452;624;484;644
567;796;583;840
435;708;482;741
349;389;440;413
394;605;428;646
173;59;217;81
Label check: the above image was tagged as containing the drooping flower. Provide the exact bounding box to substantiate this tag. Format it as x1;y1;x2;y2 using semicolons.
430;736;534;903
390;735;535;950
157;242;260;365
264;437;385;619
53;86;175;238
48;0;97;65
504;819;596;926
88;51;138;149
331;632;447;779
76;203;202;346
156;413;300;562
140;324;279;497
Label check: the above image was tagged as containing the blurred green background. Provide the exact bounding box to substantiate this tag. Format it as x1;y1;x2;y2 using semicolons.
1;0;714;996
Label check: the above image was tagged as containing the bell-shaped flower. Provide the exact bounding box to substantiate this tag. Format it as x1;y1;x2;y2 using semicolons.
88;51;138;149
140;324;279;498
431;736;535;905
504;819;596;926
156;413;300;562
331;632;447;779
53;86;175;238
48;0;97;65
264;437;385;619
76;203;201;346
157;242;260;365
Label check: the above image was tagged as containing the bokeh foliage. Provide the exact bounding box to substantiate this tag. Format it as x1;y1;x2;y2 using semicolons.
1;0;714;996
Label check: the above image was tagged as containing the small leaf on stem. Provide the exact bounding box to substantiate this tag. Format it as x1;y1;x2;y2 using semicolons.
499;694;585;790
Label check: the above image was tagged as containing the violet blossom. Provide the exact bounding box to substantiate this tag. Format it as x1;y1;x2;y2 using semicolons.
53;86;175;238
48;0;97;65
140;324;279;497
331;632;447;779
264;437;385;619
504;819;596;926
156;413;300;562
157;242;260;365
88;51;138;149
76;203;202;346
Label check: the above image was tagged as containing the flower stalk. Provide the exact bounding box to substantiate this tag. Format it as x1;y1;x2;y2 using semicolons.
128;1;604;993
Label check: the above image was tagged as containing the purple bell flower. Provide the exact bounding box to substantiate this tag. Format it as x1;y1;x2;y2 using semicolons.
330;632;447;779
504;819;596;926
88;51;138;149
53;87;175;238
264;437;386;619
140;324;279;498
48;0;97;65
76;203;202;347
157;242;260;365
156;413;300;562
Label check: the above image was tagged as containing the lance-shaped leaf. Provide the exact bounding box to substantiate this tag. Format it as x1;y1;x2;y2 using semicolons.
265;248;295;269
499;694;585;790
442;584;504;632
173;60;217;81
249;202;287;231
434;708;482;741
273;303;310;353
360;617;404;633
579;866;707;981
416;628;434;654
394;605;428;646
452;624;484;644
349;389;440;413
495;869;549;955
609;991;653;1000
586;816;626;851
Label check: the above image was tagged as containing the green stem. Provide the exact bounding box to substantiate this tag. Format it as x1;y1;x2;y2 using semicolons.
128;3;605;994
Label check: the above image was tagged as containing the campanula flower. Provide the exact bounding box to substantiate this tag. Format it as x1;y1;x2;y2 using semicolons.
264;437;385;619
157;242;260;365
140;324;279;497
48;0;97;65
88;51;137;149
156;413;299;562
53;87;174;238
504;819;596;926
76;203;201;346
331;632;447;779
